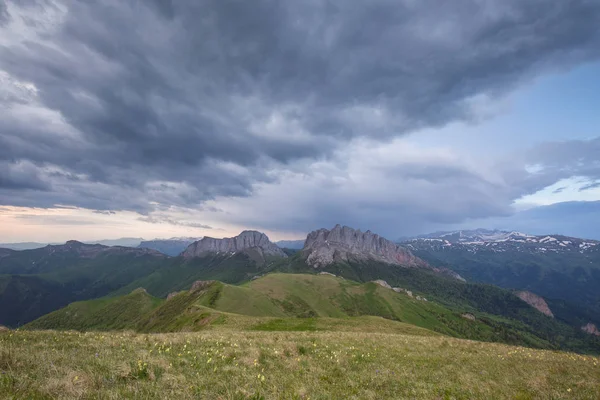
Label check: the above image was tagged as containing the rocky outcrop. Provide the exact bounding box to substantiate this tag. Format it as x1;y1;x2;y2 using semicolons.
190;280;215;293
581;323;600;336
182;231;287;259
304;225;425;268
166;291;181;300
515;291;554;317
393;287;413;297
302;225;464;281
461;313;476;321
373;280;392;289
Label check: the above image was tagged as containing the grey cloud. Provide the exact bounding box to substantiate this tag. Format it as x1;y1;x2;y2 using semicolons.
93;210;116;215
205;141;517;238
0;161;51;191
580;181;600;191
454;201;600;241
516;137;600;195
0;2;7;24
14;214;94;226
200;135;600;238
1;0;599;218
138;215;213;230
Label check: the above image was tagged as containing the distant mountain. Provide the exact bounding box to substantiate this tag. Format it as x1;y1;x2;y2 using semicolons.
402;229;600;323
183;231;287;259
405;229;600;251
112;231;289;296
0;241;167;327
89;237;144;247
275;239;305;249
302;225;464;280
0;237;144;250
0;242;50;250
138;237;200;256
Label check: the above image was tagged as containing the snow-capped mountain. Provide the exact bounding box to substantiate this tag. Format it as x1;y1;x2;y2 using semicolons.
403;229;600;255
400;229;600;325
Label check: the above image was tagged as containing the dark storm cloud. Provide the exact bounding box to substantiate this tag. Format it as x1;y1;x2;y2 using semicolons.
198;135;600;239
0;2;7;24
518;137;600;195
1;0;600;220
0;161;51;191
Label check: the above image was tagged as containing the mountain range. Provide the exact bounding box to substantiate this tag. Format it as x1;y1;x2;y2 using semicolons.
402;229;600;323
0;237;146;250
1;225;599;354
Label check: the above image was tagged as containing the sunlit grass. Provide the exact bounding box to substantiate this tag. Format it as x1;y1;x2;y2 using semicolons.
1;328;599;399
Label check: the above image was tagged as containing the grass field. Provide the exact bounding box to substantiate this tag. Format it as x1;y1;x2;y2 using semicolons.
1;326;599;399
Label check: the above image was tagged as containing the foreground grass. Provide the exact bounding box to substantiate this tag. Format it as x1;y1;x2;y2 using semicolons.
1;328;599;399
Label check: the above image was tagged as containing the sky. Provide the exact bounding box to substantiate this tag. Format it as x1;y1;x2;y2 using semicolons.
1;0;600;243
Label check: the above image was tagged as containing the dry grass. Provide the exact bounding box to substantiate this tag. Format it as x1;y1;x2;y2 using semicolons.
1;328;599;399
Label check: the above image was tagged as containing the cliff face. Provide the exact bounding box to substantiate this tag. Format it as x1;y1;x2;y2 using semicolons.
182;231;287;259
581;323;600;336
515;291;554;317
302;225;464;281
303;225;426;268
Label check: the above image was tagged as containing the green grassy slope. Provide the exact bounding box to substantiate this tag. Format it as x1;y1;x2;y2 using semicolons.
26;288;164;331
299;259;600;353
26;276;442;338
27;273;599;353
114;252;285;298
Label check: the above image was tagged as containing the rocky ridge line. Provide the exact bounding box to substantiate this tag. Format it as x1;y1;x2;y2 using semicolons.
182;231;287;258
303;225;464;281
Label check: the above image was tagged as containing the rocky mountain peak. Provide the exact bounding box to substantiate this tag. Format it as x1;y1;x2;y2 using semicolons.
303;225;429;269
182;230;287;259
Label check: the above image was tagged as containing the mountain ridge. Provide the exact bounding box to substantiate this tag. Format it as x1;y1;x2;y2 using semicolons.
303;225;465;281
402;228;600;327
404;229;600;254
182;230;286;259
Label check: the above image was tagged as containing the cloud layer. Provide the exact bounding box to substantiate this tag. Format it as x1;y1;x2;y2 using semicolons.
1;0;600;236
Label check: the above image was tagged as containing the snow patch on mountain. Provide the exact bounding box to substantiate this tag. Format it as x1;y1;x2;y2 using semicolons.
403;229;600;255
